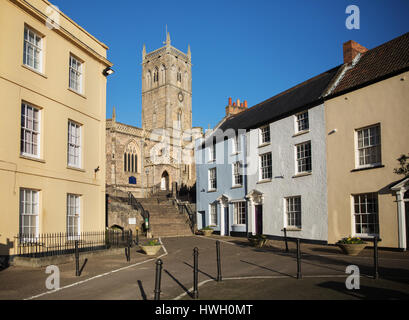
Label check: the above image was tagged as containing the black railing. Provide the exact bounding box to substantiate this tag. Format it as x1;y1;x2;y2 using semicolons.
128;192;150;231
14;230;136;258
176;200;197;233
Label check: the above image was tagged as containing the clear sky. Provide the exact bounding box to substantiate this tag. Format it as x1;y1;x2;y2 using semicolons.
51;0;409;129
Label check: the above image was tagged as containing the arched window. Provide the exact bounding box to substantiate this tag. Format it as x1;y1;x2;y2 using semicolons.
124;153;127;172
177;68;182;83
124;142;139;173
184;71;188;90
146;71;151;89
127;153;131;172
160;65;166;85
154;67;159;84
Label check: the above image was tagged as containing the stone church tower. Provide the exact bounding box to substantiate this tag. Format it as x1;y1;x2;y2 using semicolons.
106;34;201;198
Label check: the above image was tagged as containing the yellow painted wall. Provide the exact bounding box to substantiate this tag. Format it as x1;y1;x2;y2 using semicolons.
326;71;409;247
0;0;112;255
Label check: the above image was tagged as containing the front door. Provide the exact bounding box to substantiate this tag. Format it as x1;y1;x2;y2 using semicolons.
224;207;229;236
255;205;263;235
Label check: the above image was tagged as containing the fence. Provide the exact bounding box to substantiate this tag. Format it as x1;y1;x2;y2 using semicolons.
14;230;137;258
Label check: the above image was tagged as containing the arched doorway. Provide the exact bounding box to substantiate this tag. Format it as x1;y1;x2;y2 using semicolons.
161;171;169;191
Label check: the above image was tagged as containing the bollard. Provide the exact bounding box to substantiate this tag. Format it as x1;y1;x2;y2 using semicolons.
193;247;199;299
373;236;379;280
75;240;80;277
216;240;222;282
154;259;163;300
284;228;289;253
296;238;302;279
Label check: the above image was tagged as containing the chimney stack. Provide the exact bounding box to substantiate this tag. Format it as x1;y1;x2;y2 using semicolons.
343;40;367;64
225;97;248;116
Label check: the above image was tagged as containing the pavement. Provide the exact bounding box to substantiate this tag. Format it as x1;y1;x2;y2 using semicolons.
0;235;408;300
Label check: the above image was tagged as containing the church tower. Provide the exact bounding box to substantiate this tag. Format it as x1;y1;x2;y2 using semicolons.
141;33;192;133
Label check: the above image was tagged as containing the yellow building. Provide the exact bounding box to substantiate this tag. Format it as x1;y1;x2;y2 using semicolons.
325;33;409;249
0;0;113;257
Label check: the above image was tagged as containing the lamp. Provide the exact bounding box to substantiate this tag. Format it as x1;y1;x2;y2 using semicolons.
103;67;114;76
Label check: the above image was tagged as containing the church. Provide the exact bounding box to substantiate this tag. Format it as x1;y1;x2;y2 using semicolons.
106;33;202;198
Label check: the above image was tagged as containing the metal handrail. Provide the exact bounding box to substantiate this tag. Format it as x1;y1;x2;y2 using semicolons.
128;192;150;229
175;199;197;233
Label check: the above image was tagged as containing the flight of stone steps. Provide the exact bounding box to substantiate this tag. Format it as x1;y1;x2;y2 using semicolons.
135;194;193;238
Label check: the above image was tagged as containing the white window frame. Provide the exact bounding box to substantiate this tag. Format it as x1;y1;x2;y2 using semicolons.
19;188;39;240
295;111;309;133
259;152;272;181
285;196;302;229
21;102;41;158
69;55;83;93
232;161;243;187
259;125;271;145
209;141;216;162
355;124;381;169
233;201;246;225
295;141;312;174
67;194;81;240
352;193;379;237
68;120;82;168
23;26;43;72
208;168;217;191
233;134;241;154
209;203;218;226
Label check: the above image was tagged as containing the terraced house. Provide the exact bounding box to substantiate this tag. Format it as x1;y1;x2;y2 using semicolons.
196;32;409;249
0;0;113;259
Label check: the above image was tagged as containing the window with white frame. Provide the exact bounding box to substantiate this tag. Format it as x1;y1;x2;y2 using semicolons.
67;194;80;239
20;188;39;238
233;134;241;153
210;203;217;226
23;26;42;72
69;55;83;93
353;193;379;236
233;201;246;225
68;121;81;168
21;102;40;157
296;141;312;174
208;168;217;191
286;196;301;228
260;152;272;180
356;124;381;168
260;125;271;144
209;140;216;161
233;161;243;186
295;111;309;133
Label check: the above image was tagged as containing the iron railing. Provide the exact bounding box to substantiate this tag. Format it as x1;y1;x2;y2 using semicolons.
14;230;137;258
128;192;150;230
175;200;197;233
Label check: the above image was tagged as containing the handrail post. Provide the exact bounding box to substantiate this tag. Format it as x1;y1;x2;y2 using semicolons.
75;240;80;276
216;240;222;282
193;247;199;299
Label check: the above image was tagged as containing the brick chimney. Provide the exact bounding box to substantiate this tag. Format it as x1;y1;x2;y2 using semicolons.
226;97;248;116
343;40;367;64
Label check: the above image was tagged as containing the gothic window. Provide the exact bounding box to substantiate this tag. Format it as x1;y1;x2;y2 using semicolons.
176;110;182;130
154;67;159;84
177;68;182;83
146;71;152;89
184;71;188;90
160;65;166;85
124;146;138;174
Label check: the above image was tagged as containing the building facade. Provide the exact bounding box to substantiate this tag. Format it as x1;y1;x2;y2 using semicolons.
106;34;201;198
0;0;112;257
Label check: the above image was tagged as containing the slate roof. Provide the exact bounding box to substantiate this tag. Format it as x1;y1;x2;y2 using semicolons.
218;65;342;132
331;32;409;96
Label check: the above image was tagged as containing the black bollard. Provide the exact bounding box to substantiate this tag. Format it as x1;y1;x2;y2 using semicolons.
284;228;289;253
154;259;163;300
75;240;80;277
373;236;379;280
296;238;302;279
216;240;222;282
193;247;199;299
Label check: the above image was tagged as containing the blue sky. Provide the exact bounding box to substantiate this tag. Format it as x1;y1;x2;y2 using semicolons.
51;0;409;129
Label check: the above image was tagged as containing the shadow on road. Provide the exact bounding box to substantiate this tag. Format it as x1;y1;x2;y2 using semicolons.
137;280;147;300
183;262;216;281
240;260;294;278
164;269;192;298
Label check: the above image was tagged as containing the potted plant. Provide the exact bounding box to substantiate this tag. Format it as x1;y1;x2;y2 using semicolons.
139;239;162;255
200;226;214;236
248;234;267;248
337;237;367;256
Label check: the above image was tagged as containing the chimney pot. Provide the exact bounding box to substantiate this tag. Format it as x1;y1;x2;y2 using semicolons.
244;100;248;108
343;40;367;64
228;97;232;106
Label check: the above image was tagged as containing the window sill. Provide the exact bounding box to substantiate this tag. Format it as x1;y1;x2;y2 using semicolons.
68;88;87;99
21;64;48;79
292;130;310;138
258;142;271;148
207;160;216;164
231;185;243;189
283;227;302;232
67;165;85;172
257;179;272;184
207;189;217;193
351;164;384;173
231;152;240;156
20;154;45;163
292;172;312;178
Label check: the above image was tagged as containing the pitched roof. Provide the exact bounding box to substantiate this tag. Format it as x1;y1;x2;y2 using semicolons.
218;65;342;132
331;32;409;95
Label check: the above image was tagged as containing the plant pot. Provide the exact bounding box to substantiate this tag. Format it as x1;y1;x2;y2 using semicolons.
337;242;367;256
201;229;213;236
140;245;162;255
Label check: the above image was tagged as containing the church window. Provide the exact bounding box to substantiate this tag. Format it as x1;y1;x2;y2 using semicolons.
154;68;159;83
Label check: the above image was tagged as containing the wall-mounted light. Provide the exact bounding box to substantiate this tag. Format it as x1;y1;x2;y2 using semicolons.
94;166;100;173
103;67;114;76
328;129;337;135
